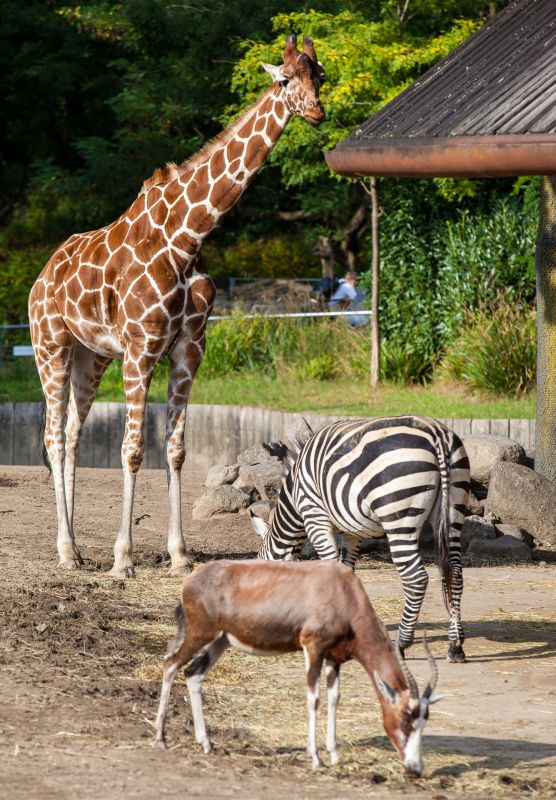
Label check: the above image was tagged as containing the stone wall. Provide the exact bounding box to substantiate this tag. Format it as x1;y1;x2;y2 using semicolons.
0;402;536;472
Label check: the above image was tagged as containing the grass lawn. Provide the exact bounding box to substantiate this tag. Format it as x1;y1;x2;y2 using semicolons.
0;357;535;418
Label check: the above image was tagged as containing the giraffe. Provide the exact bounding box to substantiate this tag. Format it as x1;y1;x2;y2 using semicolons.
29;35;325;578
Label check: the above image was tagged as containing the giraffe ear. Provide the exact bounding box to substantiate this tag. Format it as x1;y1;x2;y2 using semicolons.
260;62;288;83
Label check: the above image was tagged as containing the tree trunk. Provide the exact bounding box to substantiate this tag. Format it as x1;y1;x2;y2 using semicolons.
314;234;335;281
370;177;380;388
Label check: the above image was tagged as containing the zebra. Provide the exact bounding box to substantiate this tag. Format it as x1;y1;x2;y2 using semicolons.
250;415;470;663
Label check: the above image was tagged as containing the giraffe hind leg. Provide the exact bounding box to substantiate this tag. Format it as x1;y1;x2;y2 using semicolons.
64;345;112;530
32;328;79;568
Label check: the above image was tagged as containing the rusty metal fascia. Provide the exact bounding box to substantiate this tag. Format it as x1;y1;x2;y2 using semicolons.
324;135;556;178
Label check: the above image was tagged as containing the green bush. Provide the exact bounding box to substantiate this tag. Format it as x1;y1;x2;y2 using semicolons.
437;300;536;396
380;339;435;385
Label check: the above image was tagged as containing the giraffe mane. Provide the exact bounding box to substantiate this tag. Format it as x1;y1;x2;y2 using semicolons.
139;87;276;194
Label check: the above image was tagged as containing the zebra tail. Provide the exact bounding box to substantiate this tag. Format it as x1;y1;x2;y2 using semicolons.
39;399;51;475
434;437;453;611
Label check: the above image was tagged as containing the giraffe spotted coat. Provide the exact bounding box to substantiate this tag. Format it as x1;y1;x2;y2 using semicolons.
29;35;326;576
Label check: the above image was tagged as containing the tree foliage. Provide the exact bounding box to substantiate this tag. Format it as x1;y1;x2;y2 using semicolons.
1;0;536;383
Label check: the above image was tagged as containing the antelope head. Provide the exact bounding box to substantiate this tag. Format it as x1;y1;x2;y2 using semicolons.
373;634;441;777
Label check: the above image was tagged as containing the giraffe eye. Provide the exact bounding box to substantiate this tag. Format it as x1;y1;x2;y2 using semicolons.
279;78;290;88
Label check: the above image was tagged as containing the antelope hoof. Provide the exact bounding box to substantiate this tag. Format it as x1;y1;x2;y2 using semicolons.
310;754;323;770
447;644;466;663
109;563;136;579
200;740;213;755
329;750;339;766
154;738;167;751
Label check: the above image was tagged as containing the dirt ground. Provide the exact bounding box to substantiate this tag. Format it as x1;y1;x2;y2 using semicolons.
1;466;555;800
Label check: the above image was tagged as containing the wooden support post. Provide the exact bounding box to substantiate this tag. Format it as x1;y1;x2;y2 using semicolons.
535;176;556;480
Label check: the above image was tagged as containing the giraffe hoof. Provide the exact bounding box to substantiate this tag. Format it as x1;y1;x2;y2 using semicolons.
109;564;136;579
169;558;194;577
58;555;83;570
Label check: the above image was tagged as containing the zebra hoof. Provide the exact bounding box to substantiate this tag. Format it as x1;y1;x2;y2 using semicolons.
447;645;466;663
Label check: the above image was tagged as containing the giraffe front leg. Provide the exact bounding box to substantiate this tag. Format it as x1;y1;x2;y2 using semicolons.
165;311;211;575
110;349;156;578
165;359;195;577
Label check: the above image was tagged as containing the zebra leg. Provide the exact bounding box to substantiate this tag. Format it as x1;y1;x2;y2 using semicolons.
387;533;429;654
447;559;465;662
446;512;466;662
446;440;468;663
305;517;339;561
339;534;360;569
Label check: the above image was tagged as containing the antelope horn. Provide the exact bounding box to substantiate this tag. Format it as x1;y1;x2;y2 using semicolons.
394;641;419;700
421;632;439;700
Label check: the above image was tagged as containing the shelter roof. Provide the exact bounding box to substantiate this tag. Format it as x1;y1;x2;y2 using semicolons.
325;0;556;177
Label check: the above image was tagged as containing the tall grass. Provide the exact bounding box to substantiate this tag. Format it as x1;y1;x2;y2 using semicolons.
200;316;371;380
437;299;536;396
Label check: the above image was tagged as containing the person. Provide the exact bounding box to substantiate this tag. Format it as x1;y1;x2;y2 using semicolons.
329;271;368;327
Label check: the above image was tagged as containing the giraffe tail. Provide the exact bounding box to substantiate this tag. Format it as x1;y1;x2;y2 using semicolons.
38;399;51;475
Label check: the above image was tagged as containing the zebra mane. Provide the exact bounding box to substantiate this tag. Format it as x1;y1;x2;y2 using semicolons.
282;418;314;472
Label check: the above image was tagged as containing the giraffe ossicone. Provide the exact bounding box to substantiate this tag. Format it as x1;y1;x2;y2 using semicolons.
29;34;326;577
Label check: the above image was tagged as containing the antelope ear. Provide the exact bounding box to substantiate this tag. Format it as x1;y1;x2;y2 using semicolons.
374;671;397;707
426;692;444;705
249;509;269;539
260;62;287;83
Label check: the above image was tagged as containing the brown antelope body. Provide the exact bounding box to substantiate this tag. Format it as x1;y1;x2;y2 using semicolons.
155;560;439;775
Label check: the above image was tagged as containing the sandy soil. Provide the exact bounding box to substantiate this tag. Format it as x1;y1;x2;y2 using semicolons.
0;466;555;800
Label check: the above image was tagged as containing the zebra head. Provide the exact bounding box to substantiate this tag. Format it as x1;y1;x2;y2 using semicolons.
373;634;441;777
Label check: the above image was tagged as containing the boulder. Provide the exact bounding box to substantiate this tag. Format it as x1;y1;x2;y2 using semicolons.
236;442;286;466
467;492;485;517
192;485;250;520
485;462;556;546
247;500;274;523
461;515;497;550
252;462;284;501
205;463;240;489
495;523;535;549
462;435;526;486
468;534;532;561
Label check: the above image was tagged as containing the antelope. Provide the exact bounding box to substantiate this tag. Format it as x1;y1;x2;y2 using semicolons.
154;559;440;775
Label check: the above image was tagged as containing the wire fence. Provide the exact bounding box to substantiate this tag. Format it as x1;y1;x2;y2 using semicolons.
0;309;372;362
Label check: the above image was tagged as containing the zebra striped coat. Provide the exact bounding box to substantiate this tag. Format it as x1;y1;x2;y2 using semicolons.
251;416;470;662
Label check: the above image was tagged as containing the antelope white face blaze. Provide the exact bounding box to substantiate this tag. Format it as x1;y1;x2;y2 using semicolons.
402;700;428;776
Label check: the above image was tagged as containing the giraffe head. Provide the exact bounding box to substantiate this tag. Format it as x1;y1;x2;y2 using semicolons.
261;35;326;126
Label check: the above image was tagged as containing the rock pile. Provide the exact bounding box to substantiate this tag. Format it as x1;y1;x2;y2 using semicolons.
192;440;287;523
194;428;552;563
460;433;553;561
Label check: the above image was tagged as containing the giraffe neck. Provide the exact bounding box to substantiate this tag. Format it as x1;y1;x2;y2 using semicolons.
149;85;292;264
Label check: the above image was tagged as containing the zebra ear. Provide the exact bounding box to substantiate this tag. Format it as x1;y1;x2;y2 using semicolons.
249;510;269;539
